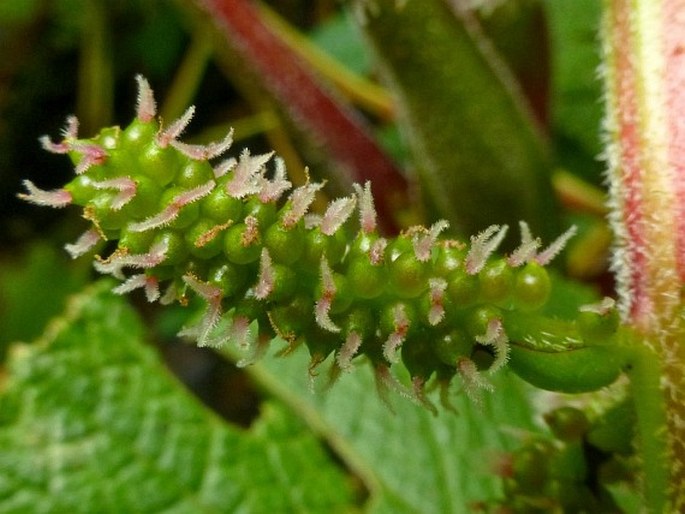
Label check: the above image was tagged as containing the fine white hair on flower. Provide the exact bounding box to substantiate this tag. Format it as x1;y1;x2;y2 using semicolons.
320;196;357;236
337;331;363;372
507;221;541;267
536;225;578;266
94;239;169;279
65;228;101;259
413;219;449;262
226;149;274;199
382;303;410;363
475;318;509;374
353;181;377;234
465;224;508;275
128;181;214;232
171;128;233;161
427;278;448;326
18;180;72;208
90;177;137;210
254;248;275;300
258;157;292;203
135;75;157;122
157;105;195;148
281;180;324;229
315;256;341;333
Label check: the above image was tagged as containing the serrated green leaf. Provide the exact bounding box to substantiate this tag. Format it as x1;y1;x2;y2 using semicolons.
245;346;540;513
0;282;355;514
355;0;558;240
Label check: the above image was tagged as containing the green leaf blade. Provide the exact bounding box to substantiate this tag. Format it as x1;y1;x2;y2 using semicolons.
356;0;558;240
248;347;540;513
0;283;355;514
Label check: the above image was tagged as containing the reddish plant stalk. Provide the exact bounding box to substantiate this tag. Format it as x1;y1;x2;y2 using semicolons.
602;0;685;509
196;0;408;234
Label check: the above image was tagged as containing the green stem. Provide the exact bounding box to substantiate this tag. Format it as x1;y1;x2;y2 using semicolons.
625;341;670;513
77;0;113;133
160;28;213;122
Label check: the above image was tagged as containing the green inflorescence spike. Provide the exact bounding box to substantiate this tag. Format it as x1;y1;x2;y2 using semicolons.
20;76;624;404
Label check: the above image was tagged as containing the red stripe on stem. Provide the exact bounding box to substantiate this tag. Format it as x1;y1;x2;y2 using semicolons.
663;0;685;281
609;5;650;323
197;0;408;234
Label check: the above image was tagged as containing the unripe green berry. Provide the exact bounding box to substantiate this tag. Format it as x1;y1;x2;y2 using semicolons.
202;184;243;223
386;235;412;261
388;251;429;298
479;258;513;305
139;142;178;185
223;223;261;265
246;197;277;227
269;295;313;339
402;329;442;378
153;230;188;266
89;193;128;231
119;226;155;254
124;175;162;219
350;232;379;256
185;219;225;259
433;244;466;276
344;307;376;341
513;262;551;311
347;257;386;299
435;329;472;366
264;264;298;302
65;175;96;205
447;271;479;309
302;228;347;268
97;126;120;151
176;160;214;189
466;305;501;338
123;118;158;149
208;262;245;298
264;222;305;265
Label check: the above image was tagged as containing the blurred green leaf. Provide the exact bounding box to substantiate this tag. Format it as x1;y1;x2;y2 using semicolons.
0;283;355;513
546;0;604;183
356;0;558;240
0;0;41;24
309;9;371;76
246;345;540;513
0;243;89;359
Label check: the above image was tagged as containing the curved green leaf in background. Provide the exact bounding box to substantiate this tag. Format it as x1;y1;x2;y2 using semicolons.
0;283;354;514
246;341;541;512
0;280;541;513
354;0;559;241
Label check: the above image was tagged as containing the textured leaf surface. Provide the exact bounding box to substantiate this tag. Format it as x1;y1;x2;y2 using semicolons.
0;282;354;514
247;346;540;513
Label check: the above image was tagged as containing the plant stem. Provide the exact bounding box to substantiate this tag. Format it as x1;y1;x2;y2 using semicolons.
601;0;685;509
194;0;409;233
625;342;670;513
